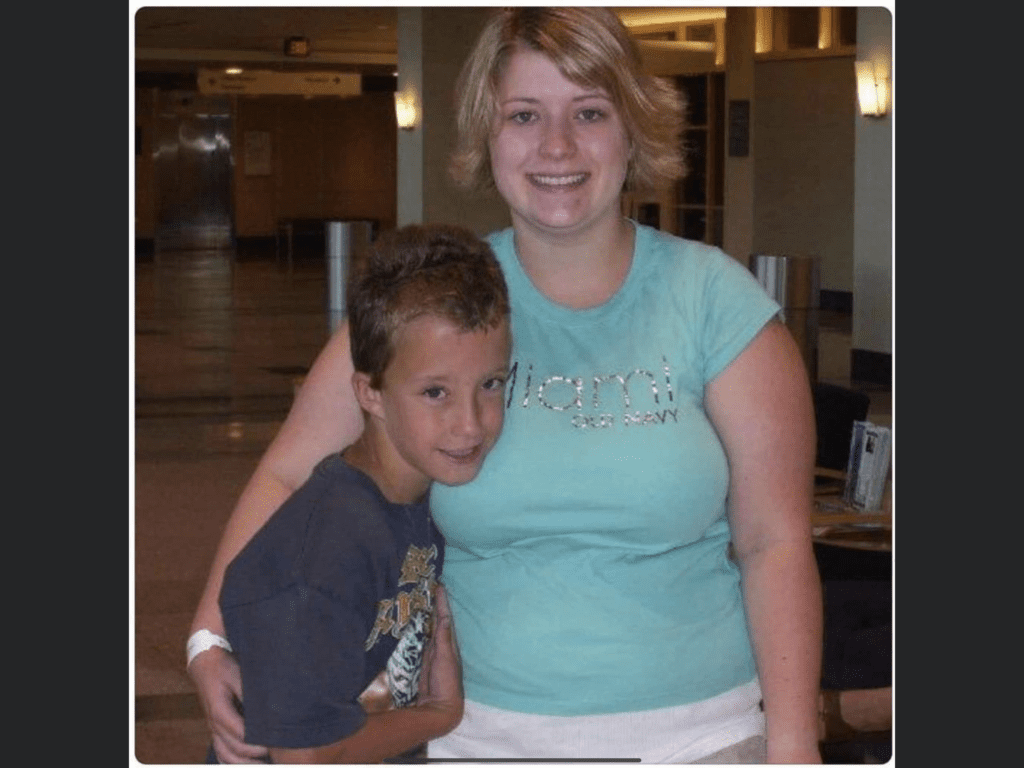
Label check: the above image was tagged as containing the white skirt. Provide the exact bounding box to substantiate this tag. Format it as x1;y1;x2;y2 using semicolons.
428;679;765;763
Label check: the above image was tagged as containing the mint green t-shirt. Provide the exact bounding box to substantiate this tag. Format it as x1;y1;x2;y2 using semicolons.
429;224;781;716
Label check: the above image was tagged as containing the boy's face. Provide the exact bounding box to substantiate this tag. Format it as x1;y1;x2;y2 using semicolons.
368;313;512;493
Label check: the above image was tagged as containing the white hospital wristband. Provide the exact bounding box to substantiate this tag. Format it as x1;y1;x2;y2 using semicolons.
186;629;233;667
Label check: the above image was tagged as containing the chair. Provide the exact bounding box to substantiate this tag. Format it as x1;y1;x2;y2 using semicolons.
812;382;870;495
811;384;890;763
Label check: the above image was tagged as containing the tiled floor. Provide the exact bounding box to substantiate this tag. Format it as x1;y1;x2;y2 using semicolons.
134;250;333;764
132;247;891;764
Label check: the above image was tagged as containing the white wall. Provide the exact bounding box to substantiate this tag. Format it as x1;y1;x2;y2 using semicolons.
398;7;511;237
396;8;423;227
422;8;511;237
753;56;856;293
852;7;893;356
723;7;756;263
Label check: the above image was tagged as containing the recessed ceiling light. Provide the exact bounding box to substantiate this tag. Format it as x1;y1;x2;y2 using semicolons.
284;36;311;58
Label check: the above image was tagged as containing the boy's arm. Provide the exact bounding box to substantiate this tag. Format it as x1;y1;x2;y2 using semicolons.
189;324;363;762
270;704;456;764
270;585;463;764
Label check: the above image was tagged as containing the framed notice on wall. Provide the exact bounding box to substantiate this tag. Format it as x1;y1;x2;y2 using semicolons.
244;130;272;176
728;100;750;158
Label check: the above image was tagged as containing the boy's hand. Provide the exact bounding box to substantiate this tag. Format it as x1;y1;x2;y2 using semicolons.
416;584;464;729
187;646;269;763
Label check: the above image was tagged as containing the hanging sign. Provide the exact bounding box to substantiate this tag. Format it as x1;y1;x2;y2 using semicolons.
199;69;362;98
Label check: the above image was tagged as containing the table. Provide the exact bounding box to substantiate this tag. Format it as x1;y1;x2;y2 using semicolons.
812;494;891;553
813;495;891;720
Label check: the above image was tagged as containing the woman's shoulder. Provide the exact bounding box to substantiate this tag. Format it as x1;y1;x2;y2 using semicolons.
634;223;751;289
637;223;732;266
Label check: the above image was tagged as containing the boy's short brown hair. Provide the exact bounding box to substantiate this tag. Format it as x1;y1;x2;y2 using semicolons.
347;224;510;389
449;7;686;194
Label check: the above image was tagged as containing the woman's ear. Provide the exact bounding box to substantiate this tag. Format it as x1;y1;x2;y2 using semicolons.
352;372;385;420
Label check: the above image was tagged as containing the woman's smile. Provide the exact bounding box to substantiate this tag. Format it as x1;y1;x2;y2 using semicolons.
527;172;590;189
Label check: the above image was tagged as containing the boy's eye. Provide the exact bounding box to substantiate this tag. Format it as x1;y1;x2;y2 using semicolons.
483;376;507;392
423;387;446;400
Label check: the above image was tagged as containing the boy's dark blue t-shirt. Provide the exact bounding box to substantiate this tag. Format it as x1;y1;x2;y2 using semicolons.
218;453;444;752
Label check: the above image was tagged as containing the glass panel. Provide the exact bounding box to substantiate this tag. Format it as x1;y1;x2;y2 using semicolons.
787;7;820;49
680;129;706;205
678;207;706;242
709;208;723;248
685;24;716;43
676;75;707;128
637;30;676;41
838;7;858;47
637;203;661;230
710;73;725;207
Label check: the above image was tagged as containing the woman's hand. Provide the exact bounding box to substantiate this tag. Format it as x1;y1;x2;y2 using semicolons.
767;740;822;764
416;584;464;730
187;647;269;763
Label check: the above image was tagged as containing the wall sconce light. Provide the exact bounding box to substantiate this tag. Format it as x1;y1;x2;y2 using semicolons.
395;90;418;131
855;60;890;117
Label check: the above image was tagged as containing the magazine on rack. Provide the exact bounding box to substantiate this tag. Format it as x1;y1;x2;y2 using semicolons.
843;421;892;512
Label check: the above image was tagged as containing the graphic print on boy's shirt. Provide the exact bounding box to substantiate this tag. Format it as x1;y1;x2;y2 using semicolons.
363;543;439;708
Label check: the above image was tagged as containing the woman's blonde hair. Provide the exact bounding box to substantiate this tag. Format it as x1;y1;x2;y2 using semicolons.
449;7;686;194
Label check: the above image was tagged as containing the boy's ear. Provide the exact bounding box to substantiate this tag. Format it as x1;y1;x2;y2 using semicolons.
352;371;385;420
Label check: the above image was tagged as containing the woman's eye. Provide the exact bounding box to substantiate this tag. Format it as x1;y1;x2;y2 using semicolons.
509;111;536;125
578;108;606;122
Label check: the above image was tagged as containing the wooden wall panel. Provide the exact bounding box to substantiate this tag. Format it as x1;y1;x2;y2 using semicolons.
232;93;397;237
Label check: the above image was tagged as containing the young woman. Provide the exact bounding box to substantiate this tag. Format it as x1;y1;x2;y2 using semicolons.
188;9;822;763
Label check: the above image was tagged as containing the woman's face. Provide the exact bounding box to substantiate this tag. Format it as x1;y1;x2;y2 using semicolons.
488;49;630;240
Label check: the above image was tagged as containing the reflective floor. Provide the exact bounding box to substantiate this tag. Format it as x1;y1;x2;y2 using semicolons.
134;249;334;764
132;247;890;764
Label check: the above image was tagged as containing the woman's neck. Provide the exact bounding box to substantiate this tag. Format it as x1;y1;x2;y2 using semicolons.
512;215;635;310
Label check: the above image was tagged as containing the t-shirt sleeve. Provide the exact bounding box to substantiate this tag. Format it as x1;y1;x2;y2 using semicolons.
226;584;371;749
699;250;782;383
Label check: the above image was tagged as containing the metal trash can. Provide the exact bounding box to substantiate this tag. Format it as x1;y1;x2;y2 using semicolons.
749;254;820;382
326;220;374;333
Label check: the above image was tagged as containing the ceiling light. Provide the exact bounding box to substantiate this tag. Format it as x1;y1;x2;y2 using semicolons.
284;36;311;58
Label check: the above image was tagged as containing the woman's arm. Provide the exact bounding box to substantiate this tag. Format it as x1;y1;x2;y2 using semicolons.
705;320;823;764
188;323;365;762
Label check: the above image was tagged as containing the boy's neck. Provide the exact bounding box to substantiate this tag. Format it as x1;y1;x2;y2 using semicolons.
341;425;430;506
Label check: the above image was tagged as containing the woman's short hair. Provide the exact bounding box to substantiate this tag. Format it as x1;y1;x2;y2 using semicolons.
449;7;686;194
347;224;510;389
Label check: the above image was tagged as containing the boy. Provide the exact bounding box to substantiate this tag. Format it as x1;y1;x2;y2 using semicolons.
213;224;512;763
